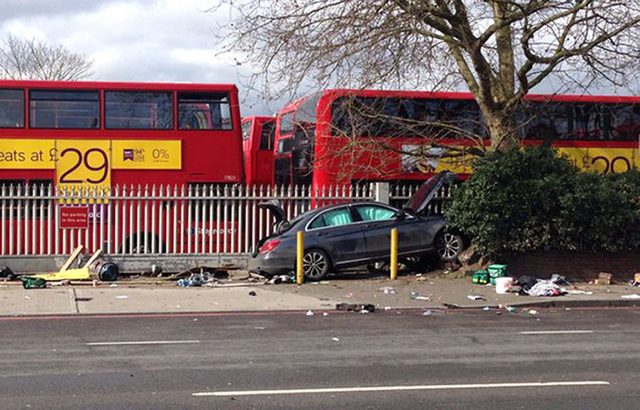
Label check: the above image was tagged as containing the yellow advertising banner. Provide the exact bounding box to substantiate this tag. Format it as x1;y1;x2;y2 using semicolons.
401;144;474;175
111;140;181;169
401;144;640;175
0;139;56;169
558;147;639;174
55;140;111;195
0;138;182;201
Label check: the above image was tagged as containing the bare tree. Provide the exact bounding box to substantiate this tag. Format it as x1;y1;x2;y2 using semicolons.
214;1;640;151
0;35;93;81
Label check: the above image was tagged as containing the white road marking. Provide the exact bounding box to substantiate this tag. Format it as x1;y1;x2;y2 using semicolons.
193;381;609;397
86;340;200;346
519;330;594;335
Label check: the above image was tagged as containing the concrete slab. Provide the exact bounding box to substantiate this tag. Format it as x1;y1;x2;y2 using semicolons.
0;287;76;315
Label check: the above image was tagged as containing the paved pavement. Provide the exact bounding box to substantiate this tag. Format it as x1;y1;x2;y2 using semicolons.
2;272;640;316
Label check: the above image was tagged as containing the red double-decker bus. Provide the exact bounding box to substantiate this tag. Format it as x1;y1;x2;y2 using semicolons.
242;115;275;185
0;80;244;255
0;79;243;188
273;89;640;189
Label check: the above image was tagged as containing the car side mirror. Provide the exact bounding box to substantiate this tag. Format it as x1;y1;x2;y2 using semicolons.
395;211;406;221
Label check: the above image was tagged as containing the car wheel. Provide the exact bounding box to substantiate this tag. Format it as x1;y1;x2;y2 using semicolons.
435;231;464;262
303;248;330;281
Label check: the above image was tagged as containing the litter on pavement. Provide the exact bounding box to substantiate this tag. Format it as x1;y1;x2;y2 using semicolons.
467;295;485;301
336;303;376;313
621;294;640;299
517;275;568;297
379;286;397;295
410;290;430;300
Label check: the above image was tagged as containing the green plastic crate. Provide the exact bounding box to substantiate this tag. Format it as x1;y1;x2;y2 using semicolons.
488;264;508;285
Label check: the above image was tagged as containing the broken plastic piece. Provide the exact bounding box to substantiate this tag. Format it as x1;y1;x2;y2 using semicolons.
467;295;485;301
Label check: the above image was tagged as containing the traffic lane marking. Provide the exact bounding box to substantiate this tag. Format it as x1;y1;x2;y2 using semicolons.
86;340;200;346
193;381;610;397
518;330;594;335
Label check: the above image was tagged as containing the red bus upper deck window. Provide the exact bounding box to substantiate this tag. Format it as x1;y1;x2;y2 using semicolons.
178;92;232;130
30;90;99;129
0;89;24;128
106;91;173;129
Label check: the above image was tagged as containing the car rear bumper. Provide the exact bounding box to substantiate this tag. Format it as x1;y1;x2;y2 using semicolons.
248;254;293;276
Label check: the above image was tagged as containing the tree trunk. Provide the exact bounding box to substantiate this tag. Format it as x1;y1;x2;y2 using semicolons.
484;110;519;152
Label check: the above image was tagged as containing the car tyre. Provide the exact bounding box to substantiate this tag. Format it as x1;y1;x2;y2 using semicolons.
435;231;464;262
303;248;330;281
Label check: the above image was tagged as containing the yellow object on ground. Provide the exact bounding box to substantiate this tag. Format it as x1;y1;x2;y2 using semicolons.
32;267;91;281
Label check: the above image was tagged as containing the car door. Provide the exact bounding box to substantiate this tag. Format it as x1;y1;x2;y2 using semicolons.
305;206;368;267
353;204;430;259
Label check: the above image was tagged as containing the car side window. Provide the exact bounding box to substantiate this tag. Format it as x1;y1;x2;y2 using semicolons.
355;205;396;222
309;207;353;229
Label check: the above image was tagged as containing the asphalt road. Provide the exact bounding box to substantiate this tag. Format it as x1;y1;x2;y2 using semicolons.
1;308;639;409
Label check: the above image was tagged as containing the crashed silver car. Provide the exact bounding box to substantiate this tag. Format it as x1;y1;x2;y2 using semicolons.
249;172;465;280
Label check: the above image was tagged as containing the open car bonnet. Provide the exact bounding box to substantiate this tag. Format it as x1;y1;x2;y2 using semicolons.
405;171;459;214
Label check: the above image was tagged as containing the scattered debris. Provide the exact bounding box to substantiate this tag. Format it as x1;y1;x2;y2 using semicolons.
442;303;459;309
174;267;230;280
115;295;129;299
517;275;567;297
0;266;16;280
331;337;340;342
597;272;612;286
505;306;517;313
345;292;353;298
467;295;485;301
621;294;640;300
305;310;314;316
74;297;93;302
379;286;397;295
422;309;444;316
568;290;593;296
21;277;46;289
268;274;294;284
110;283;118;288
483;306;491;311
528;309;539;316
322;312;329;317
248;291;257;296
336;303;376;313
177;272;221;287
410;290;430;301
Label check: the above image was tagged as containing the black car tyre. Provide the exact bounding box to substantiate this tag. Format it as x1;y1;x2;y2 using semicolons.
303;248;330;281
435;231;464;262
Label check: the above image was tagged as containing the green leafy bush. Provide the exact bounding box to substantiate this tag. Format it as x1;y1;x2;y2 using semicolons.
445;146;640;256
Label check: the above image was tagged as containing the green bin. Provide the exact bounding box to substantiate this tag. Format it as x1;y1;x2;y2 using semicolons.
488;264;508;285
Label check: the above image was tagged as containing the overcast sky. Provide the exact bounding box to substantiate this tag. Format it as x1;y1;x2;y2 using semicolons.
2;0;638;118
0;0;276;115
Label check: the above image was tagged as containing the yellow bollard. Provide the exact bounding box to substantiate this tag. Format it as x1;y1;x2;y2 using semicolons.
296;230;304;285
390;227;398;280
